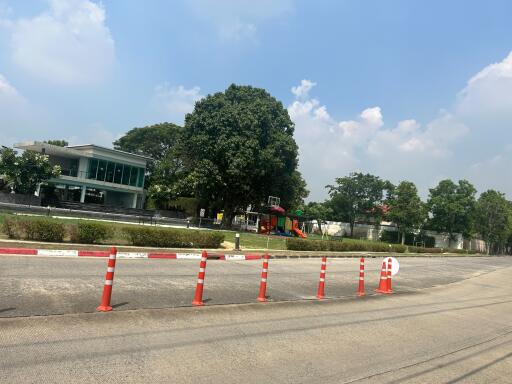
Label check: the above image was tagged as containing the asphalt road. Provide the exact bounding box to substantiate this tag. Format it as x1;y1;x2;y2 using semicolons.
0;255;511;317
0;260;511;383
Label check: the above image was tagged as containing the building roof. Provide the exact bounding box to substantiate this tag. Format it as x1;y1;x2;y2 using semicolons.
14;141;152;162
67;144;153;161
15;141;85;159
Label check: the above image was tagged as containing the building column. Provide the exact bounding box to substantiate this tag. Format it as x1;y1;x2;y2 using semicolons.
132;193;138;209
80;186;86;203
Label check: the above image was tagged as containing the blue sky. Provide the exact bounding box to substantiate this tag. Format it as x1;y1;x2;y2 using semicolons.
1;0;512;200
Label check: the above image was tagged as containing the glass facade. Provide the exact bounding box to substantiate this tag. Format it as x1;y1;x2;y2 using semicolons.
87;158;145;187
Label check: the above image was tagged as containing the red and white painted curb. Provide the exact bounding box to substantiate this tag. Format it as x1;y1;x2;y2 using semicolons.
0;247;262;260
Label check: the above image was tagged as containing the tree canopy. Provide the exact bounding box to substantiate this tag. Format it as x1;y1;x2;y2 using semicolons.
474;190;511;254
114;122;182;161
326;172;391;237
114;122;184;208
427;179;476;243
44;140;68;147
304;201;333;235
387;181;426;244
0;148;61;194
181;84;307;226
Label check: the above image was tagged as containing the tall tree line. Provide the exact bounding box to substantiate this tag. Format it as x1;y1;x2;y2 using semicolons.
306;172;512;254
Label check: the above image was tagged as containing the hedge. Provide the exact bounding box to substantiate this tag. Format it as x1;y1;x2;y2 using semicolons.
1;216;224;248
2;217;65;242
286;238;482;254
70;221;113;244
122;226;224;248
286;238;407;253
406;245;443;254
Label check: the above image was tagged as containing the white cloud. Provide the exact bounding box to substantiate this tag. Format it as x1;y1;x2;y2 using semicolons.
4;0;115;85
456;51;512;121
289;51;512;201
151;84;204;125
0;73;21;98
291;79;317;99
188;0;293;41
292;51;512;200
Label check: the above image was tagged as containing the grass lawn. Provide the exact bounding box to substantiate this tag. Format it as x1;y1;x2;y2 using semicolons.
0;211;289;249
236;232;287;250
0;211;479;254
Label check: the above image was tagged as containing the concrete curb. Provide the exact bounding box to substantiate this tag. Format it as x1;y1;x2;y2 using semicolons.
0;246;494;259
0;247;263;260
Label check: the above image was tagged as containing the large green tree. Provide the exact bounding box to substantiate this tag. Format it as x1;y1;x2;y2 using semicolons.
0;148;61;194
114;122;185;208
181;84;306;227
474;190;511;254
387;181;426;244
427;179;476;245
326;172;391;237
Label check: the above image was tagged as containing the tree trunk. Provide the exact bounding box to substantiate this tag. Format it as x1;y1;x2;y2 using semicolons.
401;231;405;245
221;205;235;229
317;219;323;235
349;220;355;238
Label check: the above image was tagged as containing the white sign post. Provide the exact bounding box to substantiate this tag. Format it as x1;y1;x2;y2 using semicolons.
199;208;205;228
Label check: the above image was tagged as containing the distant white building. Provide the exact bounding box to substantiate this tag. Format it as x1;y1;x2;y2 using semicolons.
15;141;151;209
311;220;486;250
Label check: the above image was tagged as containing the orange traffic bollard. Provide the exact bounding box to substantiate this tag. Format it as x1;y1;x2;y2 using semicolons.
316;256;327;299
192;250;208;306
257;253;270;302
357;257;365;296
386;257;393;294
96;247;117;312
375;260;388;294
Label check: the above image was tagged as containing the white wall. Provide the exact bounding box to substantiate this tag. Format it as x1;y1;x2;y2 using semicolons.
312;221;473;250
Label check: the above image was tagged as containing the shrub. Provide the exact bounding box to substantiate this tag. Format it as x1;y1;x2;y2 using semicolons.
286;238;411;253
448;248;479;255
2;216;65;242
2;217;16;238
406;245;442;253
122;226;224;248
286;238;329;251
391;244;407;253
71;221;113;244
379;230;400;244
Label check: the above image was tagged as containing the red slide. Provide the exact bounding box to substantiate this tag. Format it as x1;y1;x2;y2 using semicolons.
292;227;307;238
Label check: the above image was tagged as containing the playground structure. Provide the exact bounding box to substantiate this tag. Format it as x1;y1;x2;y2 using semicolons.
215;197;309;238
258;199;308;238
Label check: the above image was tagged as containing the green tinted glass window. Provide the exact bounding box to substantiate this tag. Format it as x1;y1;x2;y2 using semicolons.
105;161;115;183
114;163;123;184
129;166;138;186
137;168;145;187
97;160;107;181
88;159;98;179
122;165;131;185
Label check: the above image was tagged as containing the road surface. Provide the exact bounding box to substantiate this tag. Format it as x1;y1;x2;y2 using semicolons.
0;255;511;317
0;257;511;383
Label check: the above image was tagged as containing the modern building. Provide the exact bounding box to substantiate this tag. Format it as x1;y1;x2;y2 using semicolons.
14;141;151;209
